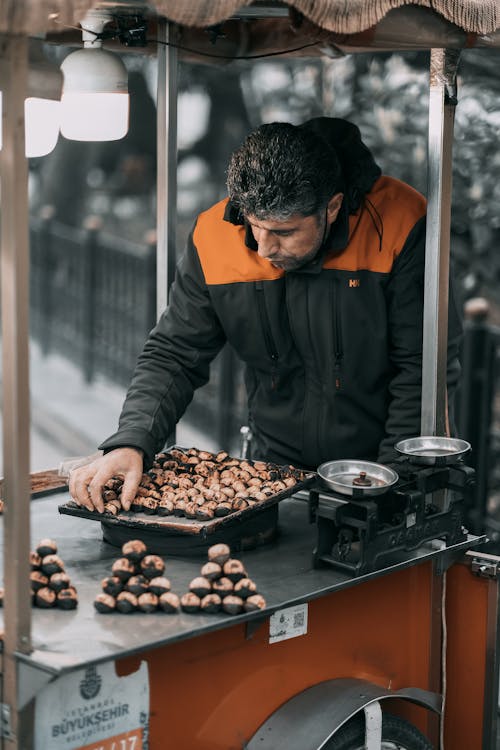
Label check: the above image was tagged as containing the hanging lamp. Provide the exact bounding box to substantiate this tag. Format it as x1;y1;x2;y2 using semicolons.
60;10;129;142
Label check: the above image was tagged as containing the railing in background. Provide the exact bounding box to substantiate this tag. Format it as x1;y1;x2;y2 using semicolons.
30;208;157;387
29;208;245;453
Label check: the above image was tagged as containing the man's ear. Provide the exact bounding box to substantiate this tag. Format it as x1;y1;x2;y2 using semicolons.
327;193;344;223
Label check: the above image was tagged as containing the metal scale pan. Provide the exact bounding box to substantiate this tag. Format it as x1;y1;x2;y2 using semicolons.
395;436;471;466
317;460;399;497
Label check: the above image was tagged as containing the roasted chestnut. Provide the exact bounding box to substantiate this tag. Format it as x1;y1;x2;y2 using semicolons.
234;578;257;599
157;498;174;516
189;576;212;598
111;558;136;582
212;577;234;599
207;543;231;566
222;595;244;615
158;591;180;613
141;497;159;515
137;592;159;613
244;594;267;612
30;551;42;570
40;554;64;576
30;570;49;592
180;592;201;613
122;539;148;563
126;575;149;597
148;577;171;596
49;572;70;593
222;559;247;583
116;591;138;614
36;539;57;558
200;593;222;614
94;592;116;614
200;561;222;581
101;576;123;597
214;502;233;517
57;587;78;610
35;586;57;608
140;555;165;579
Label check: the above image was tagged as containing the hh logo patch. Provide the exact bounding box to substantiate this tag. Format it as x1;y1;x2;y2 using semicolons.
349;278;360;288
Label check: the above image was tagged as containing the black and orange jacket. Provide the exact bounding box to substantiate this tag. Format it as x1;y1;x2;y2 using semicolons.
100;118;462;470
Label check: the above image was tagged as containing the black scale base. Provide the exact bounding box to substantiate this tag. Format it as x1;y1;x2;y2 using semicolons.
309;459;475;576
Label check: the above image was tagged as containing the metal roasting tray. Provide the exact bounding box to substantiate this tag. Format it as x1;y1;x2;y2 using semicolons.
317;460;399;497
58;449;316;553
395;436;471;466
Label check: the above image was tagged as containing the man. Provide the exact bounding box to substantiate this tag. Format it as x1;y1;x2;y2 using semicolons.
70;117;462;512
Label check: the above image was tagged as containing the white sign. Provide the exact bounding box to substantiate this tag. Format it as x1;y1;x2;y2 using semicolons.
269;603;308;643
34;661;149;750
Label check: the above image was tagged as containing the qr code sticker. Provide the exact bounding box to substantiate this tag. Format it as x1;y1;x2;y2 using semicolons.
293;610;305;629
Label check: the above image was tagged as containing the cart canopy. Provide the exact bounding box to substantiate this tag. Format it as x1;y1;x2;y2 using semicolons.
0;0;499;37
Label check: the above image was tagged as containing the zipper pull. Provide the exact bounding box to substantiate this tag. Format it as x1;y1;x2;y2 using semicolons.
335;357;342;390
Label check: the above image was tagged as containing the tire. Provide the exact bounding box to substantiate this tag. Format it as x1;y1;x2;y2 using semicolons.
323;711;434;750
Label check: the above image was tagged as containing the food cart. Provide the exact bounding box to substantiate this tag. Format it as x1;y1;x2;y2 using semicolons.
1;1;500;748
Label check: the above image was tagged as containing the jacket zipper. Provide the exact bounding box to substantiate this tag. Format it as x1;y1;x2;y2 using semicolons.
255;281;279;390
333;279;344;390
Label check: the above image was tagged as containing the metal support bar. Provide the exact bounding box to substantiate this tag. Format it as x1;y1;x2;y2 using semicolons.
156;20;178;447
156;19;178;319
0;33;32;750
364;701;382;749
421;49;460;437
464;550;500;749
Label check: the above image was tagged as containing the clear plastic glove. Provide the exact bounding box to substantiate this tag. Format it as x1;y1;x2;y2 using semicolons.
68;447;144;513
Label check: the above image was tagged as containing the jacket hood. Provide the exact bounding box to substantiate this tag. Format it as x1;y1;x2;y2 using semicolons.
299;117;381;214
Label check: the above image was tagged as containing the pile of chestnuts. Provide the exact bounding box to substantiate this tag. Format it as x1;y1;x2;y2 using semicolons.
180;543;266;616
98;446;307;520
0;538;78;610
94;539;180;614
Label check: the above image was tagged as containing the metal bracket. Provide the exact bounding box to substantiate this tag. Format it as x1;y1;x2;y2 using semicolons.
245;614;268;640
1;703;15;741
466;550;500;579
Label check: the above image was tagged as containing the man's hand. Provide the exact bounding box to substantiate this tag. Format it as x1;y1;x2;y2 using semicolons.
68;447;144;513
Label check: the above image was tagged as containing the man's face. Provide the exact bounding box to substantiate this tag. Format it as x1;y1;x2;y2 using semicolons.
246;193;343;271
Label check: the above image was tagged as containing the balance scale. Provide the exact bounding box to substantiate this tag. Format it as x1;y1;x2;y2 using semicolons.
309;436;474;575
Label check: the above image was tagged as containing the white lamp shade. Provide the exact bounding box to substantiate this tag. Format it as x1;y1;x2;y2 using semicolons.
60;91;129;141
0;93;61;157
25;97;61;157
60;48;129;142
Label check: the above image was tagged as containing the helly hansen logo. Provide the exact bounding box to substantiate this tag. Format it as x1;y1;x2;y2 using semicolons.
349;278;360;288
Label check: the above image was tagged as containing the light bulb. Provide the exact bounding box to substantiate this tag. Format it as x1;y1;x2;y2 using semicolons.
60;46;129;142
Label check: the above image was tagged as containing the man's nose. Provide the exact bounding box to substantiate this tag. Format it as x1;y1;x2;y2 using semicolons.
256;230;277;258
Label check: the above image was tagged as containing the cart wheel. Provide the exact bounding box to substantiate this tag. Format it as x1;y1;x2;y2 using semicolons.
324;711;434;749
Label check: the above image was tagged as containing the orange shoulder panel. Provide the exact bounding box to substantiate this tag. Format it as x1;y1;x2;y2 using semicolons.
194;199;284;285
323;176;426;273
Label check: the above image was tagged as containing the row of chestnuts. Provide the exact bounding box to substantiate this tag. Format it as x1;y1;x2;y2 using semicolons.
180;543;266;616
94;541;266;617
0;538;78;610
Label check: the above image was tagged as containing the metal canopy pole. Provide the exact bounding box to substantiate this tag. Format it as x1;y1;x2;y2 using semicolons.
421;48;460;437
0;33;32;749
156;19;178;319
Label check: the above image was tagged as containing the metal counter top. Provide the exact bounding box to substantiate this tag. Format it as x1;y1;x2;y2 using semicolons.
0;489;483;679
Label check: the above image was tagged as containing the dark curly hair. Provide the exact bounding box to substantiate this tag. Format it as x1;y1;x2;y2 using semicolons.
226;121;342;220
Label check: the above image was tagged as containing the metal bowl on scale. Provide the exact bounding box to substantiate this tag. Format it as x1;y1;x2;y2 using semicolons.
317;459;399;497
395;436;471;466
